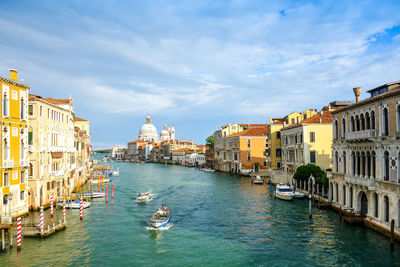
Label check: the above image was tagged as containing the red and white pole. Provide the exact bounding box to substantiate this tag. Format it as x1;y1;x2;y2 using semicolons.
40;206;44;234
50;195;54;218
63;202;66;222
112;184;114;199
106;186;108;203
17;217;22;250
80;196;83;220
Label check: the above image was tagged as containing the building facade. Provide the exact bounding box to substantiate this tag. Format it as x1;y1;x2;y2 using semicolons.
330;83;400;237
1;70;30;218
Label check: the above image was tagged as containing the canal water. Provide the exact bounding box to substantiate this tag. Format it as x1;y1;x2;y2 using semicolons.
1;158;400;266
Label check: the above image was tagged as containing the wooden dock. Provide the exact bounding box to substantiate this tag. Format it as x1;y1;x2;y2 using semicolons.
24;220;67;238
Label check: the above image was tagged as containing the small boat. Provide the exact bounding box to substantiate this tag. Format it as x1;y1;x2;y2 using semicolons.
102;171;113;175
112;168;119;176
92;192;106;198
294;191;306;199
57;200;91;209
137;192;151;202
252;175;264;185
275;184;294;201
91;178;111;184
202;168;215;172
149;206;170;228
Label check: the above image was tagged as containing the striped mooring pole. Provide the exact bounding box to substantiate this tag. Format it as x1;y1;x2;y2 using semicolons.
112;184;114;199
17;217;22;250
40;206;44;234
63;202;66;222
106;186;108;203
50;195;54;218
80;196;83;220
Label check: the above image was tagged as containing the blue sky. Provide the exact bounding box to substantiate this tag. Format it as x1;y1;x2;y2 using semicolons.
1;0;400;149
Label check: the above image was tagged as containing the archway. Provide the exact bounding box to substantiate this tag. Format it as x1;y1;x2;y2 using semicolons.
358;191;368;217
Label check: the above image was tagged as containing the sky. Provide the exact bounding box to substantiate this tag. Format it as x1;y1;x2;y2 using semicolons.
1;0;400;149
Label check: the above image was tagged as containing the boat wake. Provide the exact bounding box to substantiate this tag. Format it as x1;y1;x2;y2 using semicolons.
135;193;156;203
146;223;173;231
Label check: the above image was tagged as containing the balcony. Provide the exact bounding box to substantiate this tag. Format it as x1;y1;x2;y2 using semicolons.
3;159;13;168
345;130;375;141
344;175;376;190
20;159;29;167
52;169;65;177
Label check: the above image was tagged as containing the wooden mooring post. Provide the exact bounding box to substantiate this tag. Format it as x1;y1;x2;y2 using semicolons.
1;228;4;252
391;219;395;251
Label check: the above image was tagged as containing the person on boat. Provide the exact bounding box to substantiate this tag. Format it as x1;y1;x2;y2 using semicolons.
163;205;168;212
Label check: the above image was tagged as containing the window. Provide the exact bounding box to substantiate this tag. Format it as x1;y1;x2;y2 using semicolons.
371;111;375;129
384;151;389;181
28;104;33;115
247;152;251;161
29;163;33;177
351;116;355;132
28;131;33;145
374;193;379;217
3;194;8;205
20;191;25;200
383;108;389;136
21;171;25;183
360;114;365;130
310;132;315;142
47;182;50;191
334;120;338;140
310;150;316;163
276;131;281;139
21;98;26;119
247;139;251;148
3;172;10;186
384;196;389;222
263;161;267;167
277;162;281;168
291;118;295;124
48;109;50;118
276;149;282;157
343;151;346;174
351;152;355;176
355;115;360;131
335;152;339;172
40;106;43;117
342;118;346;138
223;132;226;137
366;113;370;129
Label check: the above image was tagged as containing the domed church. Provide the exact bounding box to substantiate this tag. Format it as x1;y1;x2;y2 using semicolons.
138;115;175;142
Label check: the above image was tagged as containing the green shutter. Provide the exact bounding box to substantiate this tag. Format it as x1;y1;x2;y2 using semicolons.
310;151;316;163
28;132;33;145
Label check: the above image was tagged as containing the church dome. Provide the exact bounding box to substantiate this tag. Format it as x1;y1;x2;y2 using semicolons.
160;124;169;137
138;115;159;142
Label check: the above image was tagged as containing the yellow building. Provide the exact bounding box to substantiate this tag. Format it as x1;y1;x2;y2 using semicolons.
283;109;317;127
27;94;75;209
1;69;30;217
267;118;284;169
281;110;333;174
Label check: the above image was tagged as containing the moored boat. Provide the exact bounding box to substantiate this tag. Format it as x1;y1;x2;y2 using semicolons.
252;175;264;185
149;205;170;228
91;178;111;184
137;192;151;202
57;200;91;209
294;191;305;199
275;184;294;201
112;168;119;176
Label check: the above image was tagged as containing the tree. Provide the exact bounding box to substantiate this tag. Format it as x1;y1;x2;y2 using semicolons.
206;136;214;149
293;164;328;189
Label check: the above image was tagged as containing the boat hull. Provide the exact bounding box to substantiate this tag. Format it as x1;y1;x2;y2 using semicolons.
57;201;91;209
150;215;170;228
275;193;294;201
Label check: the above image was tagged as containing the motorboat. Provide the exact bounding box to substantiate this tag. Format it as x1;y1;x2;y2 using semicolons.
202;168;215;172
137;192;151;202
91;178;111;184
112;168;119;176
275;184;294;201
252;175;264;185
57;200;91;209
149;206;170;228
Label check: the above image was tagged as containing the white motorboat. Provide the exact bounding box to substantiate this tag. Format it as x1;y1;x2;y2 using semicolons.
202;168;215;172
92;192;106;198
137;192;151;202
57;200;91;209
112;168;119;176
149;206;170;228
91;178;111;184
252;175;264;185
275;184;294;201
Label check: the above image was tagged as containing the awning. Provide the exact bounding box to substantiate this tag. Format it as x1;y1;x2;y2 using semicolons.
51;152;63;158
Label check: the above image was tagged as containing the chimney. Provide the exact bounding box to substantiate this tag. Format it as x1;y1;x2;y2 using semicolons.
353;87;362;103
9;69;18;81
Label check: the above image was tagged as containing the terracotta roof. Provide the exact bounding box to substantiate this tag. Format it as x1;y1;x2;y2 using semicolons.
42;98;72;105
174;148;193;152
131;139;145;144
301;111;332;124
226;127;268;137
240;123;267;128
74;116;87;121
74;126;80;132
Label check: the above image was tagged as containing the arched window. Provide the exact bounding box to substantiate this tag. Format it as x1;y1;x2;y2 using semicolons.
371;111;375;129
4;138;9;161
334;120;338;140
374;193;379;217
384;151;390;181
335;151;339;172
383;108;389;136
20;98;25;119
335;183;338;202
355;115;360;131
384;196;389;222
3;93;8;117
360;114;365;130
349;187;353;208
366;112;370;129
351;116;355;132
343;185;346;205
367;152;371;177
356;152;361;176
342;118;346;138
372;151;376;178
351;152;355;176
397;105;400;132
343;151;347;174
361;152;366;177
29;163;33;177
